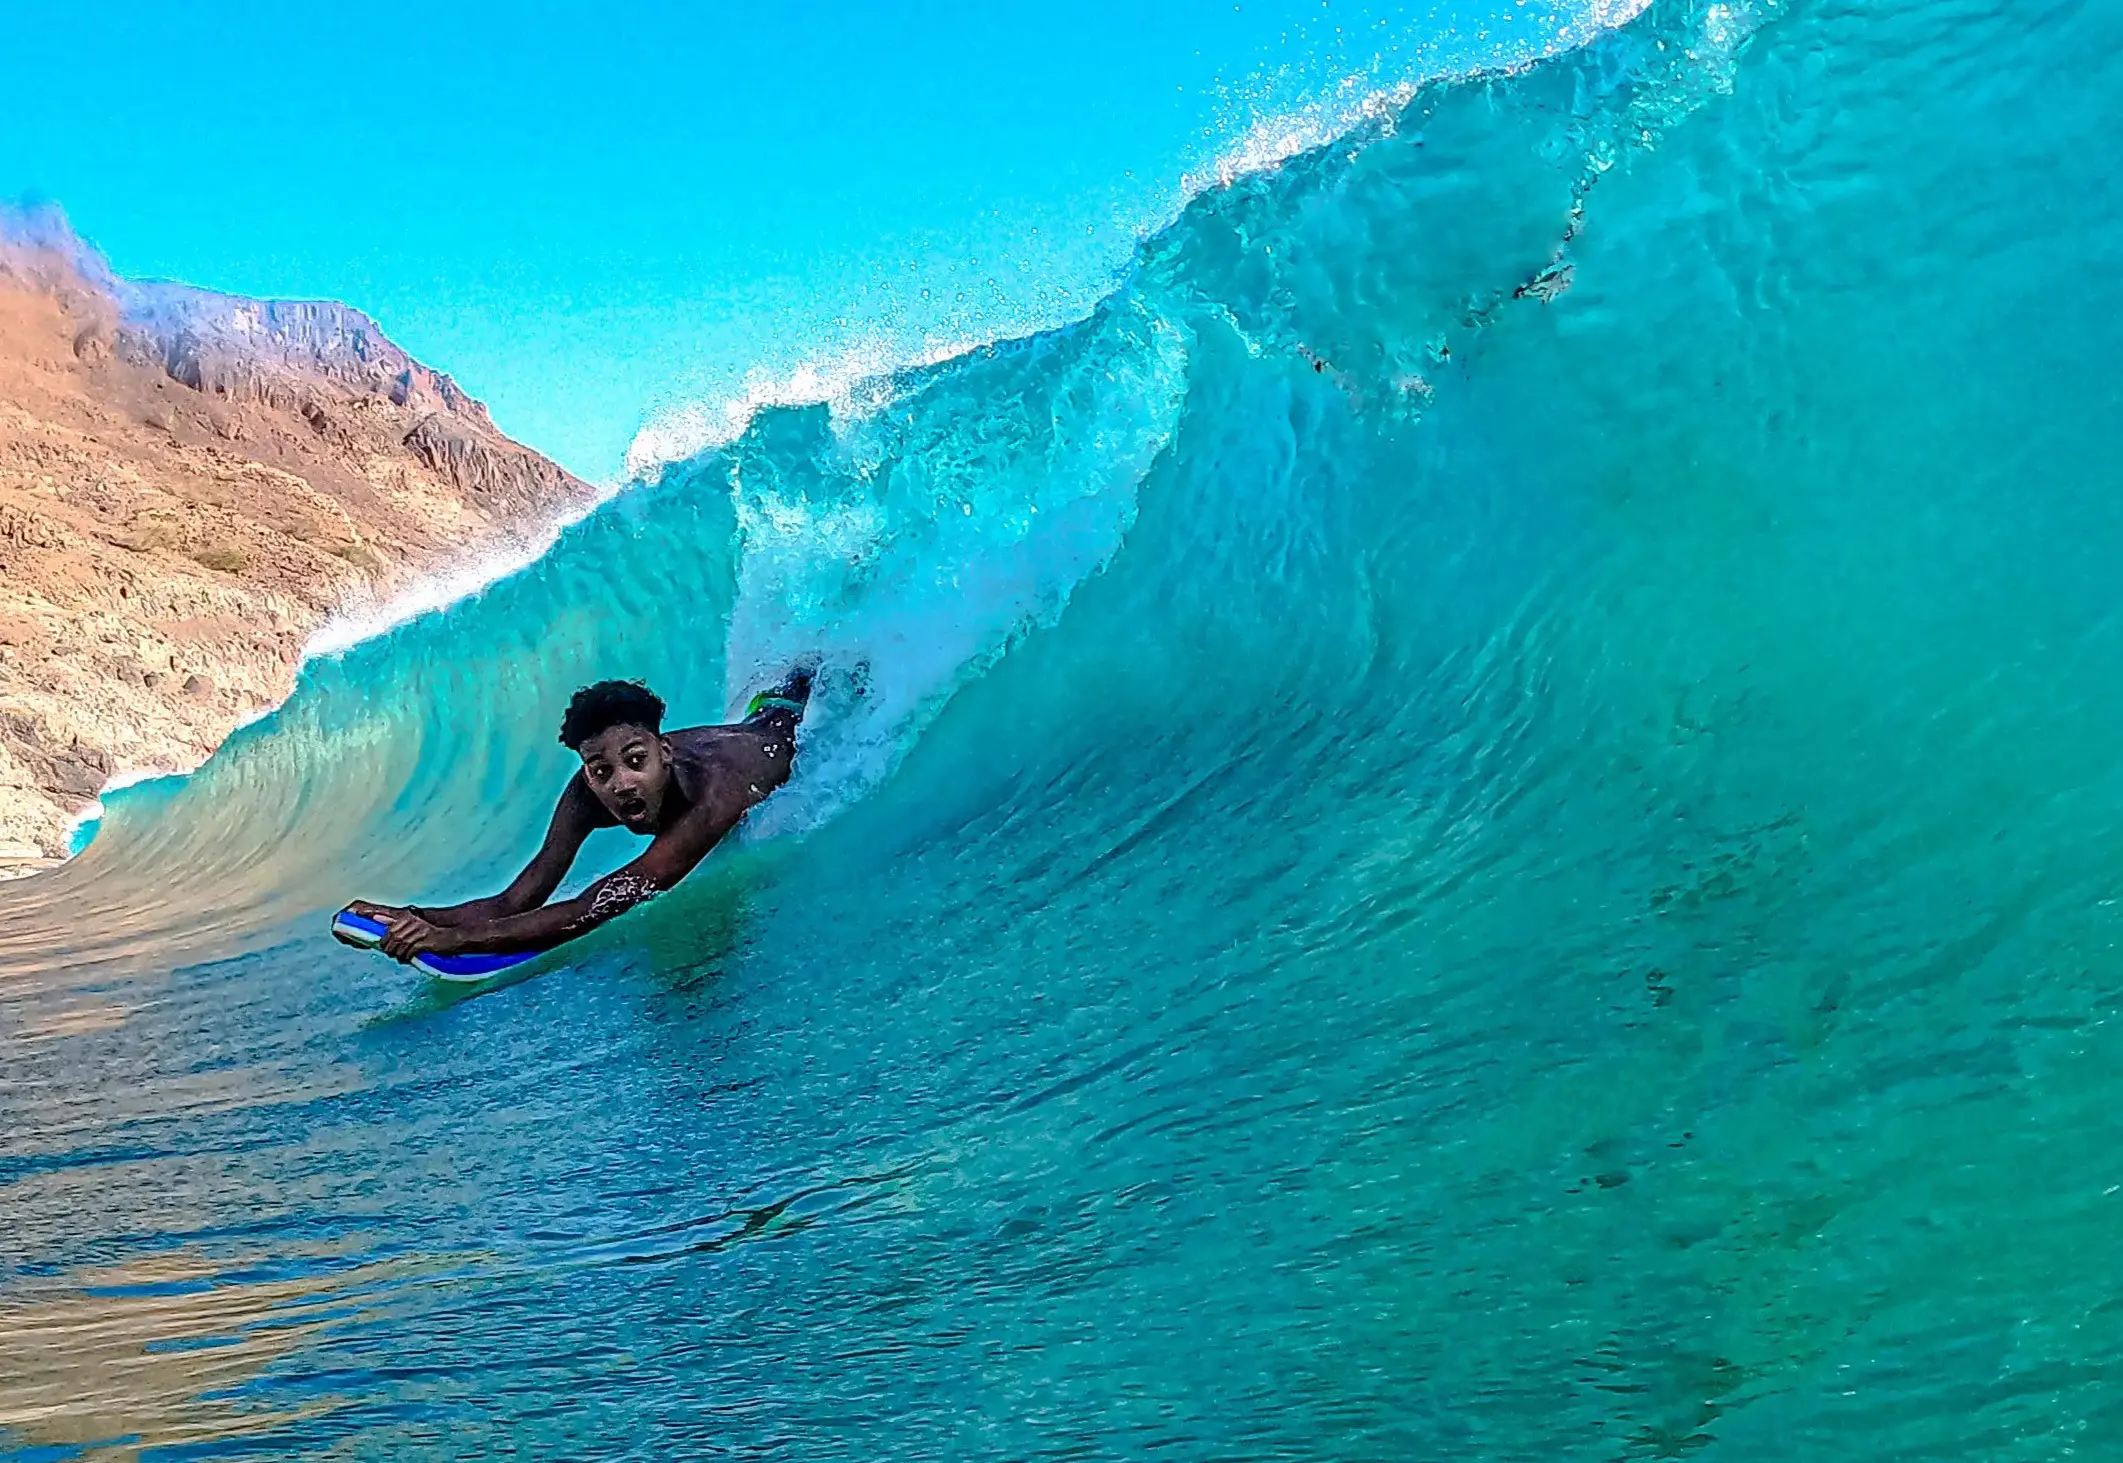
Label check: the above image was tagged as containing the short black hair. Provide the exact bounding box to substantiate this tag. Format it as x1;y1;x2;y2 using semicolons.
559;679;666;750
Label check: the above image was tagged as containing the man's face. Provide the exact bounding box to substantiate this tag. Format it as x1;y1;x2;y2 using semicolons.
578;723;673;831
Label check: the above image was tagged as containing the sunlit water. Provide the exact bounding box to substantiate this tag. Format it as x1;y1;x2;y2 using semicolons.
6;0;2123;1456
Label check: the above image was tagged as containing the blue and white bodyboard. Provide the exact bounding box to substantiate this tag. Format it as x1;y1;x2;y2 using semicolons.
331;908;537;983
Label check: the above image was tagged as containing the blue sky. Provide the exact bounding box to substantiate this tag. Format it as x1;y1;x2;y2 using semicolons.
2;0;1592;480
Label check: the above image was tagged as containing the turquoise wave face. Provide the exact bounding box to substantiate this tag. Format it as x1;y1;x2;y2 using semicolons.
6;0;2123;1454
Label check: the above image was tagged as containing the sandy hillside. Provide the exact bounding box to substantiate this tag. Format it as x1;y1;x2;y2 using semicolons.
0;222;601;869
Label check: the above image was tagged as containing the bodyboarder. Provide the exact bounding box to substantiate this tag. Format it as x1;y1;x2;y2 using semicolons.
344;670;810;965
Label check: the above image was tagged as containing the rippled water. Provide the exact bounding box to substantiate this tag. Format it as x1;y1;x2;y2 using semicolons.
7;0;2123;1455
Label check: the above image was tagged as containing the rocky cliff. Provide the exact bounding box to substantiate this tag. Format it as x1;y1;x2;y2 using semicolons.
0;217;602;868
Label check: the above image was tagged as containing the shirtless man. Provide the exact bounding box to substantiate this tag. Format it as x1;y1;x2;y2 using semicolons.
346;671;809;964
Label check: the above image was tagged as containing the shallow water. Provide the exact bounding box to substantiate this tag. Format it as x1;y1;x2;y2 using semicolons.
7;0;2123;1456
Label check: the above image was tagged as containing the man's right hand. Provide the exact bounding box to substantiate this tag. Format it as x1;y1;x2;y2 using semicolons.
380;913;468;964
345;899;410;923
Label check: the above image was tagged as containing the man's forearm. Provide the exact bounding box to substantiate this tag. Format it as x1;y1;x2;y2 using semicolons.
414;891;533;927
444;903;586;954
448;872;663;955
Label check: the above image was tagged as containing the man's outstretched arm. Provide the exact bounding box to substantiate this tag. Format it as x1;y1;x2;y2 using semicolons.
351;775;606;931
378;791;736;962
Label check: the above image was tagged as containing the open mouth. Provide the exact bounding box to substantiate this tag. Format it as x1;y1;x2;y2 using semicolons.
617;799;647;823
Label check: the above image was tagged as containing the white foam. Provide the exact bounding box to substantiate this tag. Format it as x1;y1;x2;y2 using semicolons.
61;766;191;856
302;487;620;659
725;300;1194;838
624;335;977;476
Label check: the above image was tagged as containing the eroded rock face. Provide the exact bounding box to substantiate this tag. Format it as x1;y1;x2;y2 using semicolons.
401;412;583;511
0;216;602;861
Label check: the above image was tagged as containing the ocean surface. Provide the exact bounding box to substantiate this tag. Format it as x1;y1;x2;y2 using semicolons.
5;0;2123;1456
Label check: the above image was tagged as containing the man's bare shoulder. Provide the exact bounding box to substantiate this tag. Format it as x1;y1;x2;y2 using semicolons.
660;727;762;818
669;720;796;815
